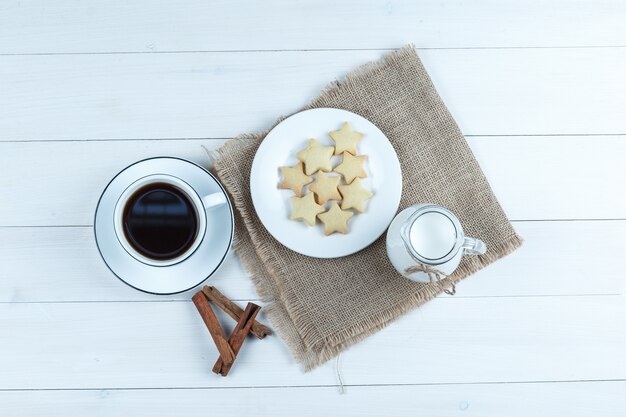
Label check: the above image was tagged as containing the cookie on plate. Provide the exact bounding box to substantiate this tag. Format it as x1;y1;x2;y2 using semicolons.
308;171;342;204
290;192;325;226
338;178;373;213
278;162;313;197
329;122;364;155
317;202;354;235
334;152;368;183
296;139;334;175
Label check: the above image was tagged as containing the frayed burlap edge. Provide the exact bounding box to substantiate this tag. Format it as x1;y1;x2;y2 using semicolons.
212;45;523;371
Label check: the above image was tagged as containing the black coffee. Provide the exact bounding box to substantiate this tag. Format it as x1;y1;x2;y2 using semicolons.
122;182;198;261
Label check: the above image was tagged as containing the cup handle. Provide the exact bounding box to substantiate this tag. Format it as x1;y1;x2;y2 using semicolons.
202;192;227;210
462;237;487;255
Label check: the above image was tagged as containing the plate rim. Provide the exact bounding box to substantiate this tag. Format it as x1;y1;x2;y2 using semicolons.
250;108;402;258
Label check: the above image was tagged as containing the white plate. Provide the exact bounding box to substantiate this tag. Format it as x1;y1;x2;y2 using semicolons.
250;108;402;258
94;157;234;294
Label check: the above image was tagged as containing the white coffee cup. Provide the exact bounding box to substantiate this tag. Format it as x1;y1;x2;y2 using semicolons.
113;173;227;267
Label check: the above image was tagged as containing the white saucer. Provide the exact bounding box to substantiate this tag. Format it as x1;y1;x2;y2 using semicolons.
94;157;234;294
250;108;402;258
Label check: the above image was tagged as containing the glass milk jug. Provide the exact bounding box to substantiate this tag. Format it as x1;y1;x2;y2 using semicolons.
386;204;486;282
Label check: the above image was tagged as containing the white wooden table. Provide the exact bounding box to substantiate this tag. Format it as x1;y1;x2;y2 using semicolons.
1;1;626;415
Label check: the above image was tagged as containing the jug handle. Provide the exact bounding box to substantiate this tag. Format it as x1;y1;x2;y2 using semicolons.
462;237;487;255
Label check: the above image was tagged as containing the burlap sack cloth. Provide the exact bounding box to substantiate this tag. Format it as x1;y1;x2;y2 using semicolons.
213;45;523;371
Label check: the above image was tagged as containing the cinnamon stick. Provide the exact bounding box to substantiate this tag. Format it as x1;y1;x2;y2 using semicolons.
213;302;261;377
202;286;272;339
192;291;234;367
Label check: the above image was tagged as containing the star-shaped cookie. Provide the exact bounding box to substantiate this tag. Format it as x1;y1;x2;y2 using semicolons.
290;192;325;226
317;202;354;235
329;122;364;155
334;152;368;183
278;162;313;197
296;139;334;175
308;171;342;204
338;178;373;213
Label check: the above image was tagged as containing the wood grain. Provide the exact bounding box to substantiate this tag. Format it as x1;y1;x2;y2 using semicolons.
2;48;626;141
1;381;625;417
1;0;624;54
1;220;624;303
1;136;624;227
0;296;624;389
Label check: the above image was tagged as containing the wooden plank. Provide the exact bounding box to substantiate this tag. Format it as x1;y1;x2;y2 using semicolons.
0;139;225;226
1;381;625;417
0;295;624;389
0;0;625;54
0;136;624;227
0;226;253;302
468;136;626;220
2;48;626;141
0;220;624;302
